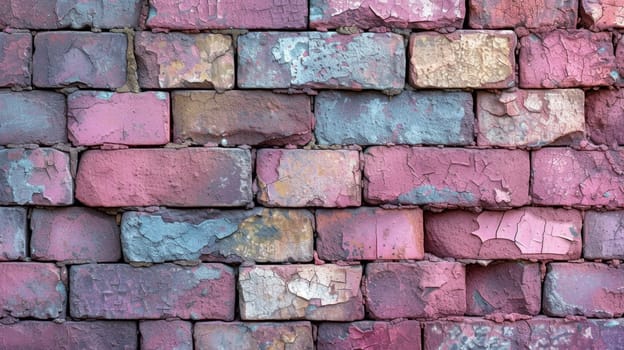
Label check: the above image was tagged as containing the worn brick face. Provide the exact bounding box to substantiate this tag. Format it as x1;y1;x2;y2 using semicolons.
584;211;624;259
469;0;578;29
0;207;26;261
581;0;624;30
194;322;313;350
585;89;624;145
0;32;31;88
140;320;192;350
317;320;422;350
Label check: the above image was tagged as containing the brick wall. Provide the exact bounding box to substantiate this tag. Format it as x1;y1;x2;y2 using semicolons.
1;0;624;349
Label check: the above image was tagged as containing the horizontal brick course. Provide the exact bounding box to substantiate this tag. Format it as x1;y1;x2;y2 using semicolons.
0;32;31;88
194;321;313;349
317;320;421;350
468;0;578;29
0;207;26;261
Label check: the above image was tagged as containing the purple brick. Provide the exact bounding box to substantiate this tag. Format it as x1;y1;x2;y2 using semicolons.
0;32;31;87
586;89;624;145
0;207;26;261
194;322;313;349
581;0;624;30
0;91;66;145
317;320;421;350
140;320;192;350
469;0;578;29
584;211;624;259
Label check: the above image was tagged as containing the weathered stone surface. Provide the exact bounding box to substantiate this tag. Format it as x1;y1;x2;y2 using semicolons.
310;0;464;30
519;30;616;88
31;207;121;263
316;207;424;261
0;32;31;87
584;211;624;259
147;0;308;29
172;90;313;146
256;149;361;208
424;208;583;260
70;263;235;320
477;89;585;147
364;262;466;319
0;207;26;261
76;148;252;207
135;32;234;90
469;0;578;29
238;32;405;90
68;91;170;146
315;90;474;146
0;91;66;145
363;147;530;208
317;320;422;350
140;320;192;350
544;263;624;317
0;263;66;319
586;89;624;145
425;319;525;349
581;0;624;30
526;318;624;349
121;208;314;263
238;264;364;321
0;148;73;206
194;322;313;350
33;32;127;88
409;30;516;89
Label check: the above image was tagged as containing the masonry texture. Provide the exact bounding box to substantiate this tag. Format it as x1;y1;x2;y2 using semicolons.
2;0;624;349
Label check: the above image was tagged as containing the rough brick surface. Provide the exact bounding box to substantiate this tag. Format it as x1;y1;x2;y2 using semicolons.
238;32;405;90
68;91;170;146
147;0;308;29
121;208;314;263
256;149;361;208
425;208;583;260
586;89;624;145
238;264;364;321
0;32;31;87
363;147;530;208
194;322;313;349
172;91;313;146
0;207;26;261
33;32;127;89
316;207;424;261
469;0;578;29
76;148;252;207
364;262;466;319
581;0;624;30
31;207;121;263
70;263;235;320
135;32;234;90
310;0;464;30
584;211;624;259
477;89;585;147
317;320;422;350
0;91;66;146
519;30;616;88
140;320;192;350
409;30;516;89
315;91;474;146
0;148;73;206
617;36;624;86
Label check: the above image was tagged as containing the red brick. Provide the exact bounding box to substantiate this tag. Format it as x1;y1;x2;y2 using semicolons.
581;0;624;30
31;207;121;263
316;207;424;261
140;320;192;350
256;149;361;208
425;208;583;260
586;89;624;145
68;91;170;146
0;207;26;261
33;32;127;89
532;148;624;207
584;211;624;259
194;321;313;349
70;263;235;320
0;262;66;319
363;147;530;208
0;32;31;88
172;91;313;146
75;148;252;207
469;0;578;29
317;320;421;350
364;262;466;319
519;30;616;88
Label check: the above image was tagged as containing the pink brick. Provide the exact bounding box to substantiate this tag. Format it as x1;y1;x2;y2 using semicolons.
469;0;578;29
30;207;121;263
140;320;192;350
519;30;617;88
256;149;361;208
316;207;424;261
76;148;251;207
617;36;624;85
238;264;364;321
584;211;624;259
317;320;421;350
147;0;308;29
310;0;464;30
532;148;624;207
581;0;624;30
544;262;624;317
364;262;466;319
466;262;541;315
363;147;530;208
0;207;26;261
70;263;235;320
0;262;66;319
0;32;31;87
68;91;170;146
586;89;624;145
425;208;583;260
194;322;313;349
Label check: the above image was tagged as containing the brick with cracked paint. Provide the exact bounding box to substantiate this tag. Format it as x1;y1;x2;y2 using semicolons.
121;208;314;263
477;89;585;147
140;320;192;350
238;264;364;321
0;148;73;206
586;89;624;145
0;207;26;261
0;91;66;145
238;32;405;90
314;90;474;146
409;30;516;89
469;0;578;29
317;320;422;350
0;32;31;88
584;211;624;259
194;321;313;349
581;0;624;30
70;263;235;320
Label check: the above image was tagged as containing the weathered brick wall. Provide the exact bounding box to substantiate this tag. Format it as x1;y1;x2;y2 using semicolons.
1;0;624;348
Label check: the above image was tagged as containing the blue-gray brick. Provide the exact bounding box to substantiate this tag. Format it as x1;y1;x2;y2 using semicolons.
0;91;66;145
